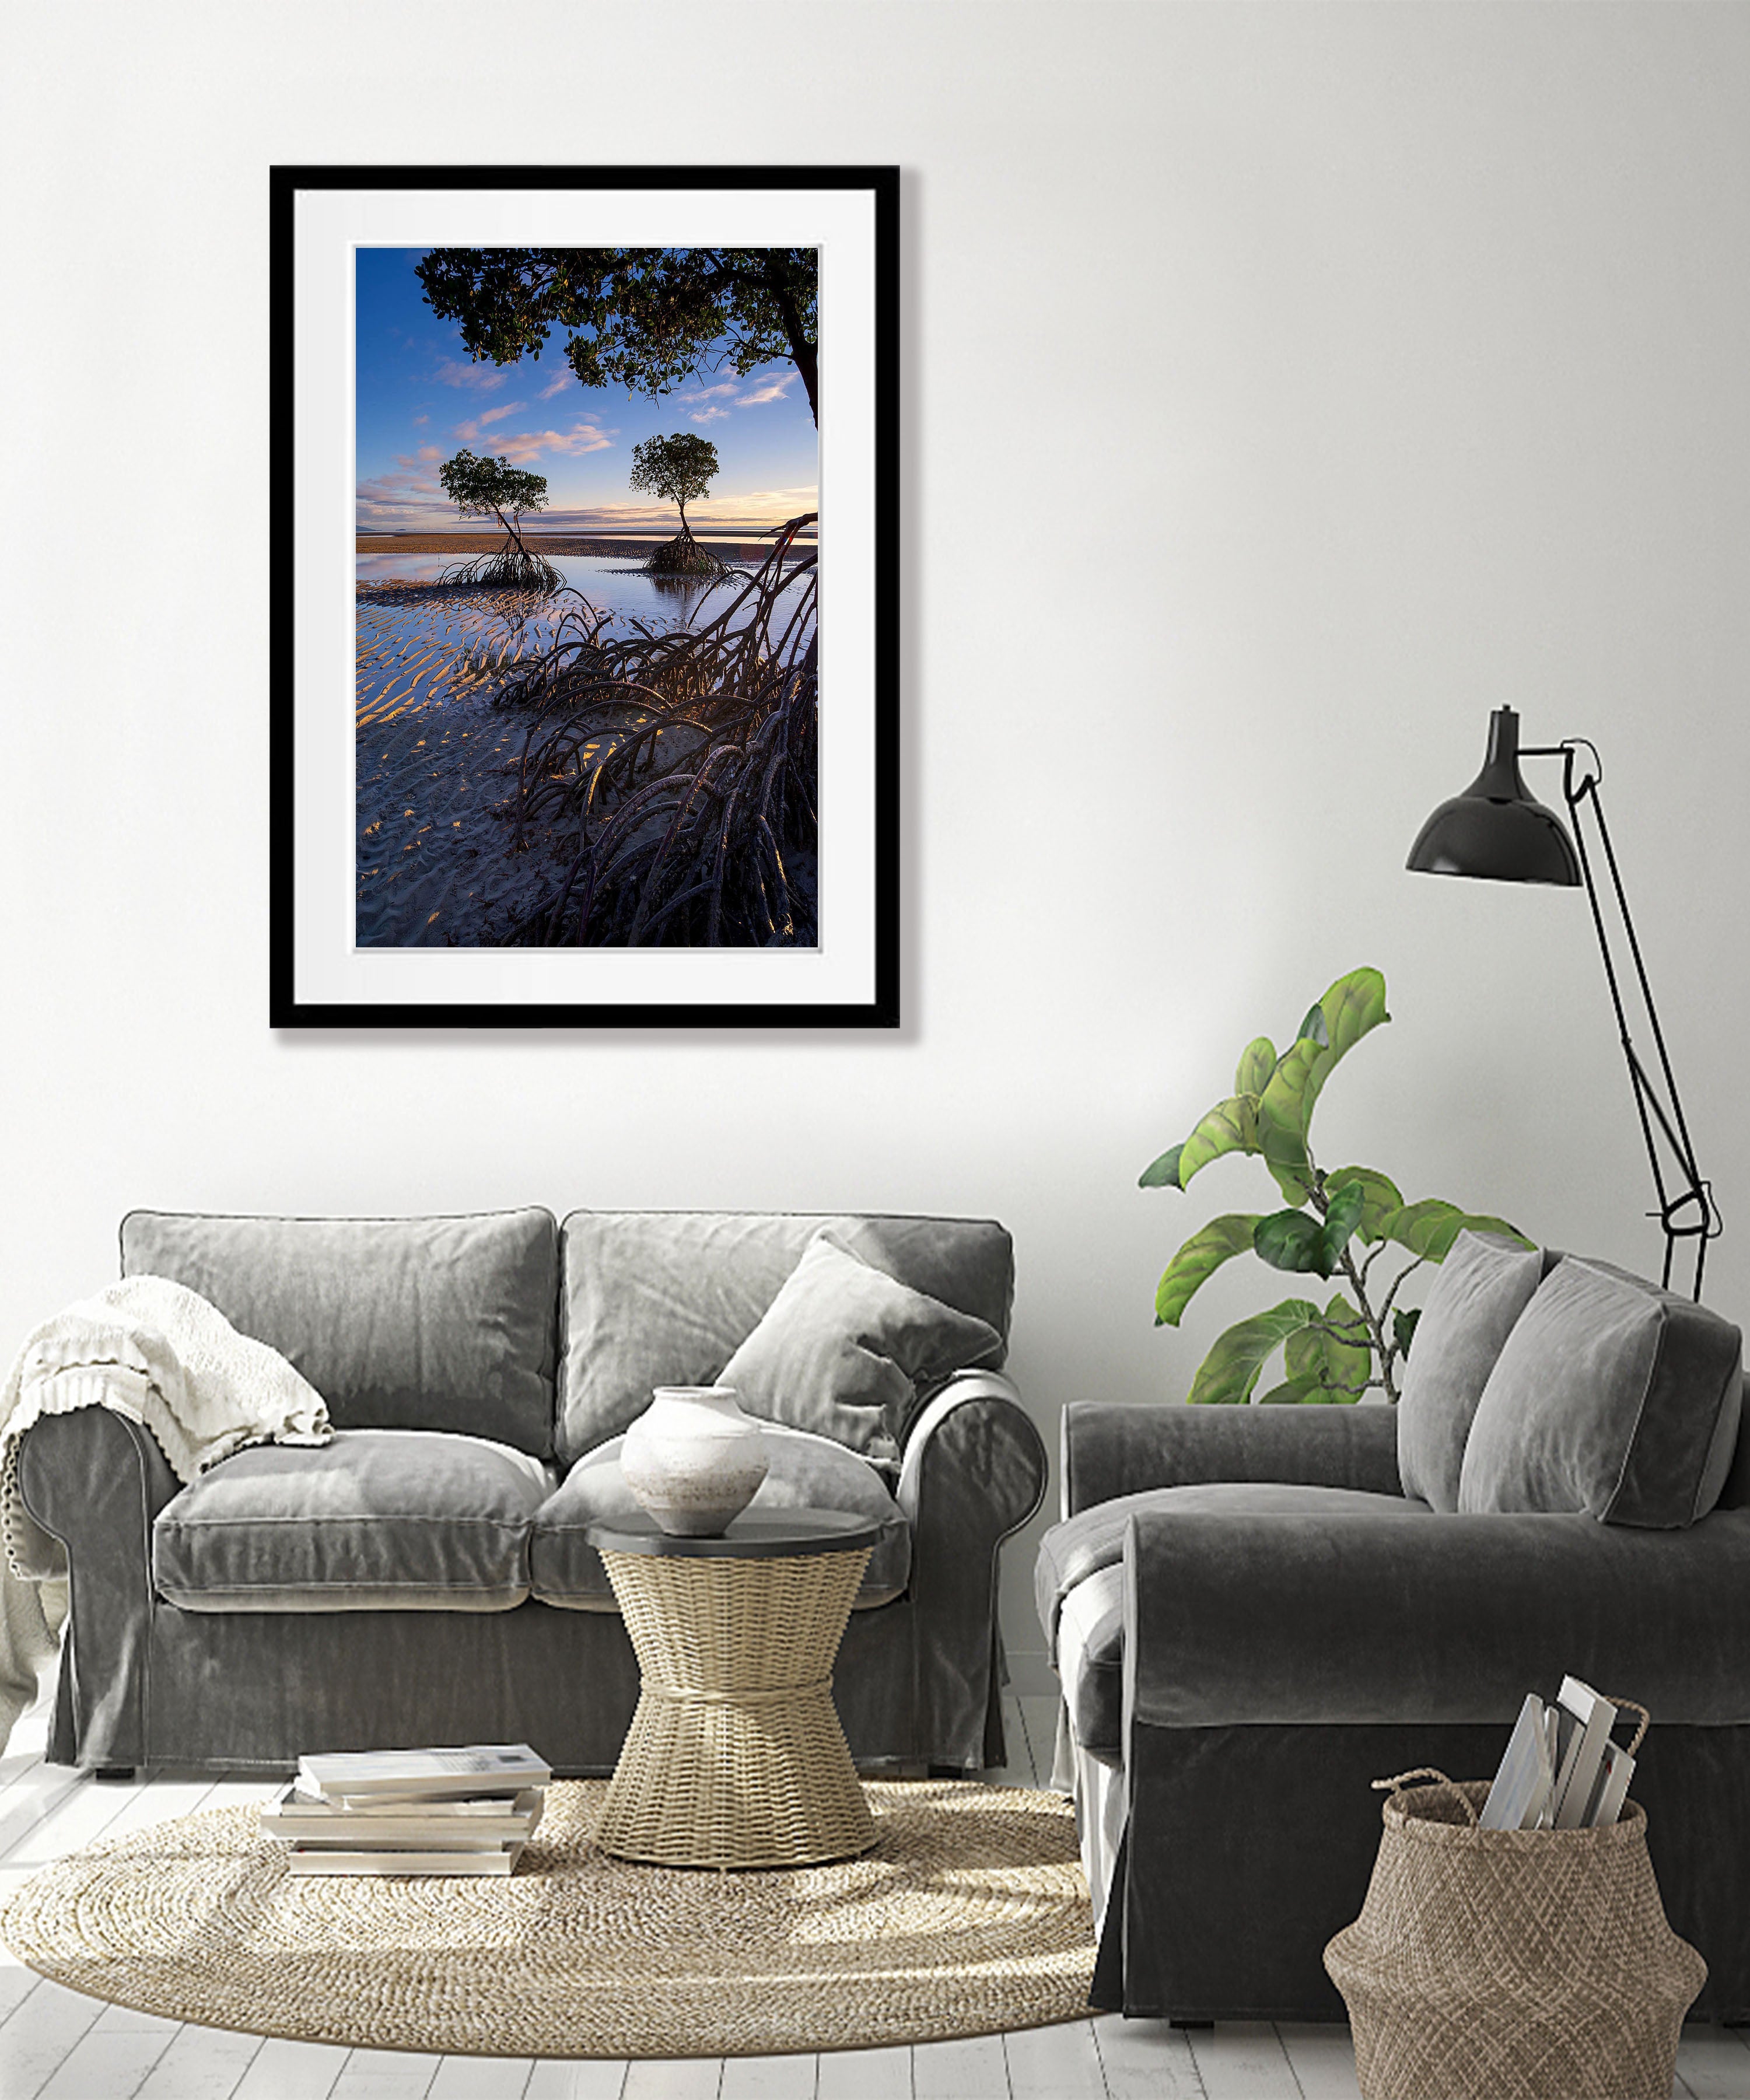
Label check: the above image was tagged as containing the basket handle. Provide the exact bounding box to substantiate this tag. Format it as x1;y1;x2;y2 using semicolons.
1373;1768;1479;1827
1604;1695;1651;1758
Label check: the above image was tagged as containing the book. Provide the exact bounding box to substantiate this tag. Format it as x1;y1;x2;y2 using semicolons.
1550;1678;1620;1829
1588;1739;1636;1829
285;1839;525;1877
1480;1692;1556;1831
298;1744;552;1804
262;1784;543;1847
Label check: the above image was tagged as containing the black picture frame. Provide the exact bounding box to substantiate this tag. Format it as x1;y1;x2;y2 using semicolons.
268;164;899;1029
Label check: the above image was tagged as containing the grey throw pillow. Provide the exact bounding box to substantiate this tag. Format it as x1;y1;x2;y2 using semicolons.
1458;1257;1744;1526
1396;1230;1545;1511
716;1233;1002;1460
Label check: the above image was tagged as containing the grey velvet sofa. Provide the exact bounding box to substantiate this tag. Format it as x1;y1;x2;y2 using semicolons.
1035;1233;1750;2025
21;1207;1046;1777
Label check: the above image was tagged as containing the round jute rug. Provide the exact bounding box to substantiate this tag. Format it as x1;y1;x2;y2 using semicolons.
0;1779;1095;2059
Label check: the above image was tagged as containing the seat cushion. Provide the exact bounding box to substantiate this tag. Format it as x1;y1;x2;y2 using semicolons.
556;1210;1014;1466
716;1233;1002;1461
153;1429;553;1612
1035;1481;1433;1656
121;1209;559;1459
1057;1561;1126;1767
1459;1256;1744;1527
1396;1229;1545;1511
531;1421;911;1610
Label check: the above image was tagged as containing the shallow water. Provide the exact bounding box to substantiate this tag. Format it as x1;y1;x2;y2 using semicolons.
355;558;810;948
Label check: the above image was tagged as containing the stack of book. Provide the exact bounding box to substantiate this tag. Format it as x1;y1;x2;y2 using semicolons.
1479;1678;1637;1833
263;1742;552;1875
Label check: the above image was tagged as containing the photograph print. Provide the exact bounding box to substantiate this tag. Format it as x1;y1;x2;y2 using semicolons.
271;169;897;1028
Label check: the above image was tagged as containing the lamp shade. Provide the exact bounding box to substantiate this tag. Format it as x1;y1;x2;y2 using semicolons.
1406;706;1581;886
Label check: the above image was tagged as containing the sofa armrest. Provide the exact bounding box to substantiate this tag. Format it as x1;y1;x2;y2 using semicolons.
1125;1503;1750;1732
18;1406;180;1767
1063;1399;1402;1518
897;1371;1048;1767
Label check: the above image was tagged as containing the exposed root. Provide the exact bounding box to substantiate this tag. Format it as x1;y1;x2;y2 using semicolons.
495;514;819;947
438;534;562;593
642;530;727;578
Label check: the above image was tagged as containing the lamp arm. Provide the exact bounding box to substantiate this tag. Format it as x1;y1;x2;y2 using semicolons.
1543;741;1720;1298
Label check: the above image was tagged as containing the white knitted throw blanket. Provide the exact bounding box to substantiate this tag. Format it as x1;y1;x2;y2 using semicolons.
0;1276;332;1751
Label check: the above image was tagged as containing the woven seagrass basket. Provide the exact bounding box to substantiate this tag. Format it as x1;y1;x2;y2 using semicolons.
1325;1766;1707;2100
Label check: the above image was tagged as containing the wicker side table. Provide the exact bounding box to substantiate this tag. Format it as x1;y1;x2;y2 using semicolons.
587;1510;880;1870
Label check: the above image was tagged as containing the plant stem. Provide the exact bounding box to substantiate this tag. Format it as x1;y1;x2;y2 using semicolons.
1311;1165;1404;1401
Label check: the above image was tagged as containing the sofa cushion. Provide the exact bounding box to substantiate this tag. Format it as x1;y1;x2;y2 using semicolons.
1395;1229;1545;1511
716;1234;1002;1461
1458;1256;1744;1526
121;1209;559;1459
1057;1561;1126;1767
1035;1481;1433;1656
530;1421;910;1610
556;1210;1014;1465
153;1429;552;1612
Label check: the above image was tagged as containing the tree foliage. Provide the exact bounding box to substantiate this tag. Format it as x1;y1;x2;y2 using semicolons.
1140;967;1531;1403
415;248;819;425
628;433;720;534
436;450;550;540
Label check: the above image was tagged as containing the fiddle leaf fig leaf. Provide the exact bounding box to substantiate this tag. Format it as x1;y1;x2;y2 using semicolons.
1325;1166;1404;1245
1378;1201;1532;1263
1258;1375;1324;1405
1253;1208;1330;1276
1394;1306;1423;1359
1286;1290;1373;1401
1154;1214;1264;1328
1139;1143;1186;1191
1186;1298;1322;1406
1257;968;1390;1205
1234;1037;1278;1099
1320;967;1390;1061
1174;1095;1262;1188
1320;1179;1368;1268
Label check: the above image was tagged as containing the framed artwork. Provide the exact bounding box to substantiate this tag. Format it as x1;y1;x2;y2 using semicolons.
268;164;898;1028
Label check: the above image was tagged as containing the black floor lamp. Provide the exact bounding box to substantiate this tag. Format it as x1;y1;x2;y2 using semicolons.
1406;705;1720;1300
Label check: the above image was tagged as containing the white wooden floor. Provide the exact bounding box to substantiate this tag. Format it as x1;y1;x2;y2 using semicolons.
0;1692;1743;2099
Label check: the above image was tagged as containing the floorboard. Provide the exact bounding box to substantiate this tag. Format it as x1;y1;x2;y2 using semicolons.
718;2054;815;2099
230;2037;354;2100
1004;2018;1105;2098
1091;2013;1203;2100
522;2064;628;2100
911;2033;1007;2100
1185;2022;1299;2100
814;2044;911;2100
10;1695;1750;2099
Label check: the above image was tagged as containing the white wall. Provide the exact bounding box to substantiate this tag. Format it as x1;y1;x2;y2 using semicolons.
5;2;1748;1679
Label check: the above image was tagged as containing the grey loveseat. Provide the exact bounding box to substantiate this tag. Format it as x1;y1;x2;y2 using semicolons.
21;1207;1046;1776
1036;1232;1750;2025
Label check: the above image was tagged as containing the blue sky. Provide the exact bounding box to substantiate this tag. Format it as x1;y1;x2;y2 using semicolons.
356;249;820;535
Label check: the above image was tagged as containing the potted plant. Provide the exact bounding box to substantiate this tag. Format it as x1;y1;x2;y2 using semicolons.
1140;966;1528;1402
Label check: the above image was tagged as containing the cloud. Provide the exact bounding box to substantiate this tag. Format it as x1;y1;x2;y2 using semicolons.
411;412;429;426
355;464;453;527
688;405;730;425
432;357;513;391
538;370;573;400
393;444;446;468
737;373;796;408
452;404;528;442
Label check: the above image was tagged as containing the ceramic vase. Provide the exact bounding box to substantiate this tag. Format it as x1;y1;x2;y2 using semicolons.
621;1386;771;1537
